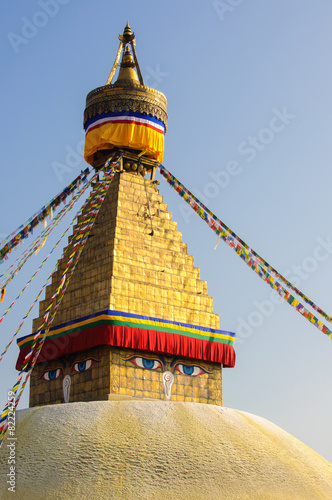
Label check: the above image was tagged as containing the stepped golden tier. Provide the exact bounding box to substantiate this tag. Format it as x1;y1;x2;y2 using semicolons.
16;24;235;408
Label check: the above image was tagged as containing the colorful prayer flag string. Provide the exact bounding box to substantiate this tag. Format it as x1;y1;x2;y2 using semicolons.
0;174;94;349
0;174;92;295
0;168;91;264
158;164;332;339
0;153;122;446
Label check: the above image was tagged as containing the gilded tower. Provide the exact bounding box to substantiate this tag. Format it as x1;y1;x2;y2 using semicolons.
6;24;332;500
16;24;235;407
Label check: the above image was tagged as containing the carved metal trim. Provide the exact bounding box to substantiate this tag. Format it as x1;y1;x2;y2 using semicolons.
84;84;168;130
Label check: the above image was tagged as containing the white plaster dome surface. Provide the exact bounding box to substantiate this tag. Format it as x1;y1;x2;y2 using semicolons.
0;401;331;499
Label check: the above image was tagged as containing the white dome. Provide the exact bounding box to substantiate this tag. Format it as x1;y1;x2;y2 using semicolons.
0;401;331;499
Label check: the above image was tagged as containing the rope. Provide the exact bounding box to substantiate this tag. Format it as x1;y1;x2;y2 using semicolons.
0;175;92;299
0;169;90;263
158;164;332;339
0;153;121;446
0;173;97;362
143;176;154;236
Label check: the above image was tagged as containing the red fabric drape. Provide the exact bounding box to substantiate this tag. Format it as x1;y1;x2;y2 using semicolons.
16;324;236;370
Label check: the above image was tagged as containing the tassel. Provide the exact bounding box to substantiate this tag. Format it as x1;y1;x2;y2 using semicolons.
214;233;221;250
50;207;53;220
43;218;47;228
0;287;6;303
35;237;47;256
58;274;66;291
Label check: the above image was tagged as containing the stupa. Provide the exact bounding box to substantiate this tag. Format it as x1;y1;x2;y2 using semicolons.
16;22;235;408
1;23;331;500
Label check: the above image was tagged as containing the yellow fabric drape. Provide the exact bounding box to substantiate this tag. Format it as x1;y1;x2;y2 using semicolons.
84;121;164;164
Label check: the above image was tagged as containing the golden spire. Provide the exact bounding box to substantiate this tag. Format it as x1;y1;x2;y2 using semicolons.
122;21;134;43
84;23;167;167
114;45;139;84
106;22;144;85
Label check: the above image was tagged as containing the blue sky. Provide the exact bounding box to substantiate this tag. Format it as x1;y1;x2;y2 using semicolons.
1;0;332;462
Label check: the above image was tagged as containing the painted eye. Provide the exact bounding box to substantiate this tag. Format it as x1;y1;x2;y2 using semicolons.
175;364;210;377
39;368;62;381
127;357;162;371
72;358;97;373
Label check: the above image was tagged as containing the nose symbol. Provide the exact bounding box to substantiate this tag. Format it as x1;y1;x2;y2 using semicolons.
162;371;174;401
63;375;71;403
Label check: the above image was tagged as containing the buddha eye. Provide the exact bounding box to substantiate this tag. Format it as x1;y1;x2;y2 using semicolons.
38;368;62;381
174;364;211;377
125;356;162;371
72;358;98;373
